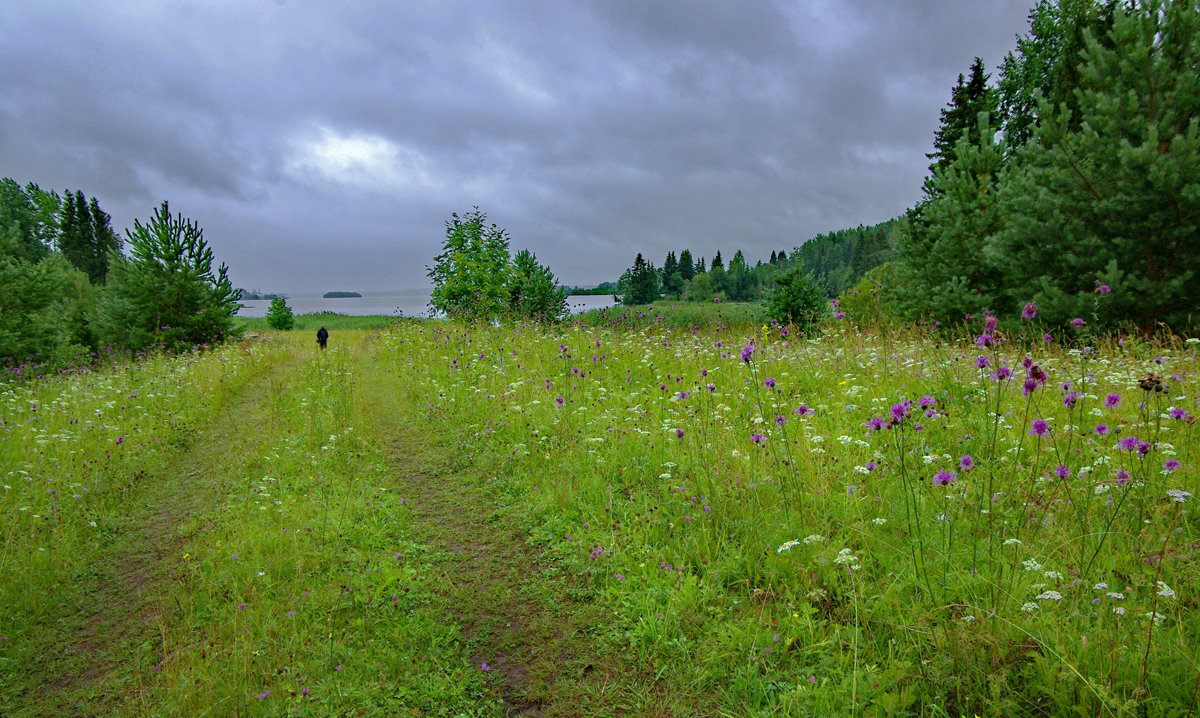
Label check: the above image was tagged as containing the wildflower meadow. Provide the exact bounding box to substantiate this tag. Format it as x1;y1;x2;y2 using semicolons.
1;308;1196;716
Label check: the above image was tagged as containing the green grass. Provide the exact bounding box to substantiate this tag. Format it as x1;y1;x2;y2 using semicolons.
3;319;1197;716
238;312;401;332
574;299;770;331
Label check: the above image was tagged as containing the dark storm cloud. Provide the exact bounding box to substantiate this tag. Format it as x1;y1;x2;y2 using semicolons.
0;1;1033;292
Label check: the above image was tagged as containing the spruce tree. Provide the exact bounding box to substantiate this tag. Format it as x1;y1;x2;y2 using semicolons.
998;0;1117;149
87;197;120;283
678;249;695;282
927;58;999;180
893;116;1009;323
710;251;723;270
661;250;682;297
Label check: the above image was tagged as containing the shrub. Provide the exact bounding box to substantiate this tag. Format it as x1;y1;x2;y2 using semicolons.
265;297;295;330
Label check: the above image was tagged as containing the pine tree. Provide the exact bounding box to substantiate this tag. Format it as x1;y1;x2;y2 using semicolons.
508;249;567;322
990;0;1200;332
711;251;723;270
95;201;240;352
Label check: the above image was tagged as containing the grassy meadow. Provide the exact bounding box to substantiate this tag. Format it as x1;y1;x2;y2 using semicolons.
1;307;1197;716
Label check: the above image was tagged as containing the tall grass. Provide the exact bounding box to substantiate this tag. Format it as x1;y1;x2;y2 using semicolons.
0;332;490;716
378;315;1198;716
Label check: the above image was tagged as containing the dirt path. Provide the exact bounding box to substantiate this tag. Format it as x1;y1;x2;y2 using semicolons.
377;424;631;716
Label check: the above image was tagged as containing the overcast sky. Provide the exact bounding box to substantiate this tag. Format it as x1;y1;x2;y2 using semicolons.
1;1;1034;293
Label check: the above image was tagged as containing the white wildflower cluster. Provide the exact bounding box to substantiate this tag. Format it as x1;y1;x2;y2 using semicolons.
1156;581;1176;599
1043;571;1065;580
1145;611;1167;626
852;465;872;475
1107;592;1125;600
1003;538;1023;546
803;534;825;545
833;547;861;571
1113;607;1127;616
1020;602;1039;613
1036;590;1063;601
1093;582;1108;590
1166;489;1191;503
871;517;887;525
1022;557;1044;572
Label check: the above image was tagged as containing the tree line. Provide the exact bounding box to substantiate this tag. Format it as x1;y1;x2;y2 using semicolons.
615;0;1197;335
1;180;240;374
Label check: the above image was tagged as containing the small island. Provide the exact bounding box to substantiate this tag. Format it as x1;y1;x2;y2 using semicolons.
322;291;362;298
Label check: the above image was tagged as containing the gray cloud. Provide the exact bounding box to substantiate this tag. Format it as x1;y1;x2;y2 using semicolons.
1;1;1032;292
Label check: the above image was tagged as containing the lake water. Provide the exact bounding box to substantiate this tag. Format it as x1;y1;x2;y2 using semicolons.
236;291;617;318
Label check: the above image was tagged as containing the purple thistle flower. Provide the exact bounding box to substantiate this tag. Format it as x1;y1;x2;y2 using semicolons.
1163;459;1180;472
115;436;124;445
1030;419;1050;437
975;355;990;368
1114;470;1130;485
481;663;490;672
740;343;755;363
750;433;765;444
1063;391;1079;408
1043;333;1054;343
864;417;887;431
774;415;786;426
865;462;877;471
258;691;270;700
1054;465;1070;479
677;391;689;399
1169;407;1188;420
918;395;937;408
1022;378;1039;396
890;402;909;422
1095;424;1109;435
1096;283;1111;294
1104;393;1121;407
675;428;685;439
1071;318;1086;329
764;377;776;389
555;396;565;406
959;455;974;471
1021;301;1037;320
975;334;993;348
794;404;811;416
995;366;1012;381
933;470;958;486
1117;436;1141;451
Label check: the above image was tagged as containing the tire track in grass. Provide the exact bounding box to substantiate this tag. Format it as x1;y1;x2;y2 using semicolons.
358;353;689;718
34;341;305;715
